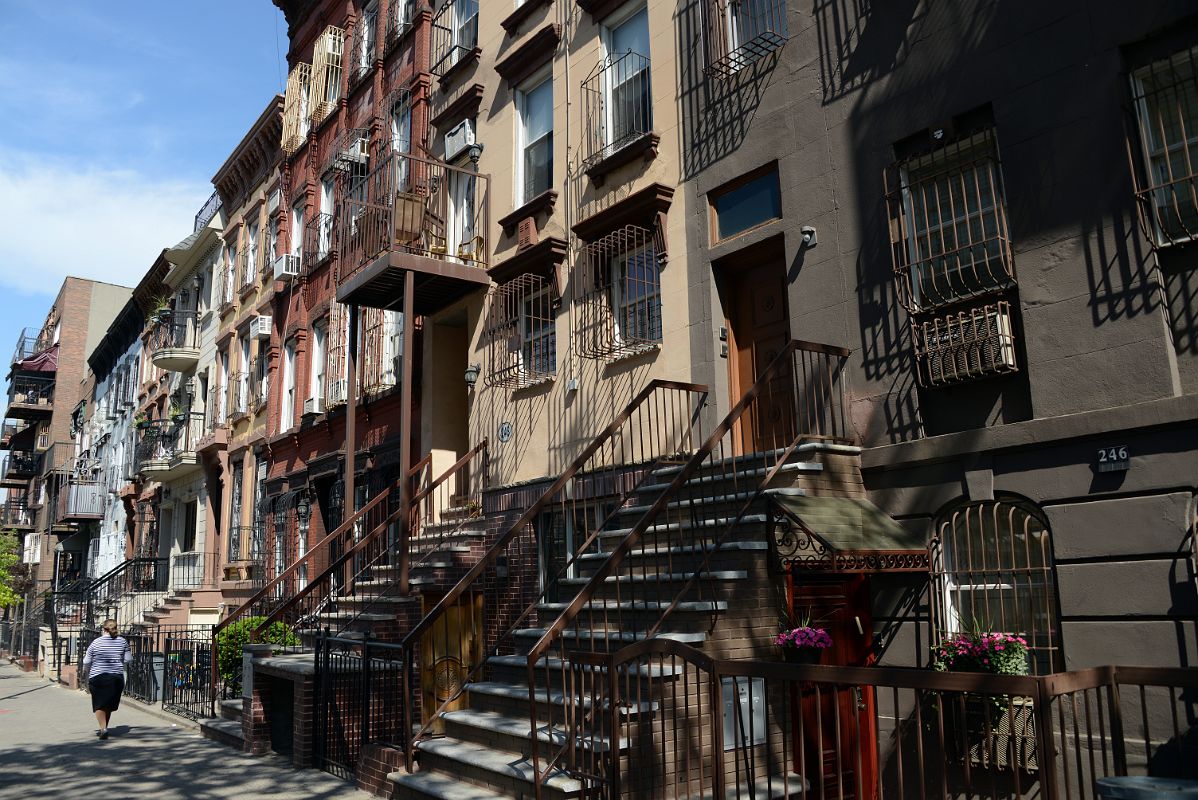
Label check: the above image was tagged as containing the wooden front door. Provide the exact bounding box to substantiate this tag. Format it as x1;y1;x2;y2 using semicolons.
789;573;878;800
420;593;483;731
723;258;792;454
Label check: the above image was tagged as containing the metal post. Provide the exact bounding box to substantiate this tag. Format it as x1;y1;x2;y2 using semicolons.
397;270;414;595
345;304;359;568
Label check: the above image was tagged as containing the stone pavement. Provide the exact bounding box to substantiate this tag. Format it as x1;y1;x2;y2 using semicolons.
0;663;369;799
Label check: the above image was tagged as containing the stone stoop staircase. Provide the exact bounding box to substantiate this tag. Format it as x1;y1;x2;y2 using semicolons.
389;444;857;800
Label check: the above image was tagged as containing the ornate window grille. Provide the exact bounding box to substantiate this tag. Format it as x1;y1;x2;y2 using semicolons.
574;224;663;360
281;64;313;155
485;273;557;388
1128;45;1198;247
325;303;350;408
238;246;255;292
886;129;1015;315
929;497;1063;675
582;50;652;171
383;86;413;163
704;0;789;78
911;301;1017;388
431;0;478;77
249;354;269;412
310;26;345;125
227;372;250;418
362;308;403;395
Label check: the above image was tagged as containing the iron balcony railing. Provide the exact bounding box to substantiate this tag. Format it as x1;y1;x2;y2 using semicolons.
194;190;222;233
8;374;54;409
148;310;201;354
11;325;54;367
227;373;250;418
430;0;478;77
1;419;27;444
1;498;34;527
55;475;104;523
169;550;219;591
705;0;789;77
136;412;205;470
338;151;490;284
2;450;42;480
582;50;653;171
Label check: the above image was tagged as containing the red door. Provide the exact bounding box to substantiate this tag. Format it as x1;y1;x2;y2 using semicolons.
789;573;878;800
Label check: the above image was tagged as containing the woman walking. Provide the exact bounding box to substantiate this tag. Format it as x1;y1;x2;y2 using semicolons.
81;619;131;739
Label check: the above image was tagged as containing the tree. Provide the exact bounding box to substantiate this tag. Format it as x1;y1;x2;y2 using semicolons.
0;529;26;609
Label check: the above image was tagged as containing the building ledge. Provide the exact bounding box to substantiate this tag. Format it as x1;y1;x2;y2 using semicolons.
495;24;561;86
497;190;558;236
584;131;660;186
501;0;552;35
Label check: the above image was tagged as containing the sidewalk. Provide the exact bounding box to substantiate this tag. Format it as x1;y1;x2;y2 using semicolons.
0;663;369;799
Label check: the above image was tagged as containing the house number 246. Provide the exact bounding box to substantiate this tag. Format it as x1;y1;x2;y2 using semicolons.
1096;446;1130;472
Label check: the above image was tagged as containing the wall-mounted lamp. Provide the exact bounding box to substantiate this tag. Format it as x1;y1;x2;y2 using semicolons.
464;363;482;389
466;142;485;167
801;226;818;248
295;493;312;524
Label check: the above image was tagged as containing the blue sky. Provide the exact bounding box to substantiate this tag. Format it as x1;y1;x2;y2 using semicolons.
0;0;287;332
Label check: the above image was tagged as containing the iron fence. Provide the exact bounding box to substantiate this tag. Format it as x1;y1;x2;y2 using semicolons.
161;625;216;720
147;310;201;354
314;631;408;780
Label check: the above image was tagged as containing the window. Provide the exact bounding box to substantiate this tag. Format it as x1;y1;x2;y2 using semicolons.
448;166;478;262
1130;46;1198;246
218;347;230;421
517;76;553;203
453;0;478;53
387;0;413;42
485;274;556;387
291;200;305;258
252;461;267;560
353;3;377;81
238;335;251;413
325;304;350;407
310;321;327;401
363;309;402;393
931;497;1062;675
182;500;198;553
268;216;280;264
430;0;477;75
282;64;312;154
319;177;335;258
391;91;413;189
281;338;297;429
311;26;345;124
888;130;1014;313
246;221;260;279
575;224;662;360
222;245;237;305
710;164;781;242
604;7;651;147
706;0;788;77
228;461;244;560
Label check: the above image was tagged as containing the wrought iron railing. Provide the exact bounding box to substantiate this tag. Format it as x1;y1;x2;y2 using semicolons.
12;325;54;366
249;356;269;412
385;0;414;49
1;450;41;480
705;0;789;77
55;476;104;522
204;383;226;434
148;310;201;354
169;550;219;591
349;5;377;86
238;246;256;292
137;412;205;470
194;190;222;233
430;0;478;77
338;151;490;285
227;372;250;419
1;497;34;527
304;212;336;272
582;50;653;171
8;374;54;408
0;419;26;443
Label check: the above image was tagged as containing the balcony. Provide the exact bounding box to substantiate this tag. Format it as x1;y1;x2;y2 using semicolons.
1;498;35;529
149;310;201;371
0;450;41;488
11;326;54;368
6;375;54;420
0;419;29;449
303;212;336;275
581;50;658;182
136;412;204;480
227;373;250;421
336;151;491;313
55;476;104;523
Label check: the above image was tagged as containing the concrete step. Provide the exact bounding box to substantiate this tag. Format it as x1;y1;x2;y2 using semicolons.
389;770;510;800
219;698;242;722
557;570;747;587
485;654;683;686
637;460;823;495
441;708;618;756
465;681;656;717
415;738;582;800
615;489;801;520
199;717;243;750
511;627;706;647
578;539;768;563
597;512;770;543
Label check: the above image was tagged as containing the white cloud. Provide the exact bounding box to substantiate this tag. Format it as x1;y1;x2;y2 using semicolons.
0;149;210;293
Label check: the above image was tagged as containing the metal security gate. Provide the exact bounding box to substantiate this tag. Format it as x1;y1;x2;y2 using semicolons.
313;631;408;780
160;625;215;720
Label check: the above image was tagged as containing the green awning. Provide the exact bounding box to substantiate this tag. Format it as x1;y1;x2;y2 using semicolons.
768;492;924;553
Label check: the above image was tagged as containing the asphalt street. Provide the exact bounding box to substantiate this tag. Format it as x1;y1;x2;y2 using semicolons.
0;663;369;799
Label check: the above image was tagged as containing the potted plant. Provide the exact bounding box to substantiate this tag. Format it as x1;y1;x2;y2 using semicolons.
134;412;151;430
774;621;833;665
169;402;186;424
932;630;1036;770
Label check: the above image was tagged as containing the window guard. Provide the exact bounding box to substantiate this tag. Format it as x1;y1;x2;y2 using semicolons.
704;0;789;78
484;272;557;388
911;300;1018;388
574;223;663;360
431;0;479;78
581;50;653;172
311;26;345;125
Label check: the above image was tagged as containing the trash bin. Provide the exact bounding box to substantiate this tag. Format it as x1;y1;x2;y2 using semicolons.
1097;777;1198;800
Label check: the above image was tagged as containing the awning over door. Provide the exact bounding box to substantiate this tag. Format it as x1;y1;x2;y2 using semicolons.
767;491;929;572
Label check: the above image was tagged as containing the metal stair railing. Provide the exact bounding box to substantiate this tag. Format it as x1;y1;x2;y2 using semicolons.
396;379;709;769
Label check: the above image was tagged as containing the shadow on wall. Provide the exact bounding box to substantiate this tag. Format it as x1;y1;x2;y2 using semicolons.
813;0;926;104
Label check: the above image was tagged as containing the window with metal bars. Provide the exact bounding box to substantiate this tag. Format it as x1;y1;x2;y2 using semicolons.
485;273;557;388
886;129;1016;315
1129;45;1198;247
929;497;1063;675
911;301;1018;387
574;224;663;360
386;0;415;48
310;26;345;125
704;0;789;78
431;0;478;77
281;64;312;154
350;3;378;86
362;308;403;395
325;303;350;408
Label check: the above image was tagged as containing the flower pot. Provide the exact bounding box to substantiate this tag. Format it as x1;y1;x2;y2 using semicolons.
170;413;185;424
782;647;823;665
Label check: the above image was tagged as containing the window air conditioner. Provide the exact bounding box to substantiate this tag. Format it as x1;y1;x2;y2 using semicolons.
343;137;369;165
303;397;324;416
327;378;349;404
921;304;1017;386
273;254;300;281
268;188;281;214
250;315;273;340
445;119;475;163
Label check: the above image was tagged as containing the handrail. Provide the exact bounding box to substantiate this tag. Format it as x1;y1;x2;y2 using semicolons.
526;340;853;792
252;440;490;638
399;379;709;764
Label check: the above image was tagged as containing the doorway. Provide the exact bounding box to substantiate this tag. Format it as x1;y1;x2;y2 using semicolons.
719;251;792;454
788;572;878;800
419;592;483;732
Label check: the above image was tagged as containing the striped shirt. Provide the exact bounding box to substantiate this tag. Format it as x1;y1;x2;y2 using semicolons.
82;634;131;680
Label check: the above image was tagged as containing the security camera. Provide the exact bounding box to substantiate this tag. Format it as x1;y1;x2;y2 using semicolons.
801;226;818;248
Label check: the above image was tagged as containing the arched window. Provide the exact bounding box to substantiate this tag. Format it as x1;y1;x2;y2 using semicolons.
930;496;1063;674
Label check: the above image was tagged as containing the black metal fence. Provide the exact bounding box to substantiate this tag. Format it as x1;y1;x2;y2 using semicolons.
314;631;408;780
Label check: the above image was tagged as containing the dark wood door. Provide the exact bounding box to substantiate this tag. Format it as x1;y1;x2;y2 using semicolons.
789;573;878;800
724;259;792;454
420;593;483;732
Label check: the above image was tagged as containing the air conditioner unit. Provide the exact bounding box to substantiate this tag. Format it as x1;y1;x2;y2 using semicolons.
343;137;369;164
273;254;300;281
444;119;475;162
326;378;349;405
919;303;1017;387
303;397;324;416
268;188;281;214
250;315;273;340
